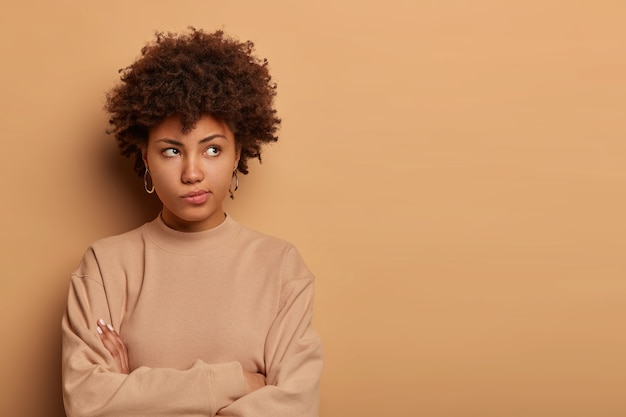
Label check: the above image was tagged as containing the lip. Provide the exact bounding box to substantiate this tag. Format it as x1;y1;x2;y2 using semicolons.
181;190;210;205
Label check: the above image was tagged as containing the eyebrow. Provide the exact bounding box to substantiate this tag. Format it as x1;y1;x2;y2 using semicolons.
156;134;228;146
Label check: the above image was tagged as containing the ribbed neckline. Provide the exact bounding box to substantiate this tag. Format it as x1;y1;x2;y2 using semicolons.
144;213;241;255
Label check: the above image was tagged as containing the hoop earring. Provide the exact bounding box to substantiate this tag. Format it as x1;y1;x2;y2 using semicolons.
144;168;155;194
228;169;239;199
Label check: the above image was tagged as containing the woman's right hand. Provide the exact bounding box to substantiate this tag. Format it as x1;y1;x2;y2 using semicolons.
97;319;130;374
243;371;266;393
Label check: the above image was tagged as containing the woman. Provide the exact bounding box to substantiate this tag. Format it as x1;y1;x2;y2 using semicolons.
61;28;323;417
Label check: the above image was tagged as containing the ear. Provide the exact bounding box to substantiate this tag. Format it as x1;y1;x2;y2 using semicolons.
234;146;241;171
141;146;149;171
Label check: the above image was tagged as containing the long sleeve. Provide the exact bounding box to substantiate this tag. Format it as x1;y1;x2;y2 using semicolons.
216;246;324;417
61;248;247;417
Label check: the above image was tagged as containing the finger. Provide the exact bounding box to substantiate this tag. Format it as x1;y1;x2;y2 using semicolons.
99;327;128;373
100;320;125;352
111;327;129;373
97;319;130;373
107;324;130;374
97;321;121;357
97;326;121;359
100;321;127;365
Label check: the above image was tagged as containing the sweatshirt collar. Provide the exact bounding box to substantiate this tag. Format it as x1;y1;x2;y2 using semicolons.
144;213;240;254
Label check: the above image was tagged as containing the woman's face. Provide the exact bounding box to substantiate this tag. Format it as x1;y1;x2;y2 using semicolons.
143;114;240;232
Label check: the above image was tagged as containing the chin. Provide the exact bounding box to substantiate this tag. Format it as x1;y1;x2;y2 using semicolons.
182;210;220;222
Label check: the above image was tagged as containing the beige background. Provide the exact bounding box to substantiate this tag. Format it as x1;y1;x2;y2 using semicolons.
1;1;625;416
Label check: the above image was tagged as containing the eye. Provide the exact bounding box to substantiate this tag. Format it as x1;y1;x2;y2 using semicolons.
205;146;221;157
162;148;179;157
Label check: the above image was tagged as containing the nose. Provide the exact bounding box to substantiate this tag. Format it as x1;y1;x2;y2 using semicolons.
181;155;204;184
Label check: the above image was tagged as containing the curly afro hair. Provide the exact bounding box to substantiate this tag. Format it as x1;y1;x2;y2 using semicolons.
105;28;280;176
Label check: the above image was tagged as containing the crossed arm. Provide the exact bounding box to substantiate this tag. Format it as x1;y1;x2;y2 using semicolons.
63;246;323;417
95;318;266;393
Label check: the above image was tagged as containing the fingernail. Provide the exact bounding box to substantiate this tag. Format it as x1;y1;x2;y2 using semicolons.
107;324;114;332
98;318;106;326
96;326;103;335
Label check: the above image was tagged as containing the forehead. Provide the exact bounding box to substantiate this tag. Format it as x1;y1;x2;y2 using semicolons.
149;114;233;142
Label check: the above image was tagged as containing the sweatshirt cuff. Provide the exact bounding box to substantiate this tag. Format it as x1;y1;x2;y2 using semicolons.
202;360;247;411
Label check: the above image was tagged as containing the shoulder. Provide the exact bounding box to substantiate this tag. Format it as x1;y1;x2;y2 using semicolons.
236;222;292;249
72;223;148;280
90;223;148;255
235;221;313;282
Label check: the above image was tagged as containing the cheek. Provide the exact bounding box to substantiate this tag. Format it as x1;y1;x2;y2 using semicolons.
210;159;236;179
146;162;177;195
213;167;235;188
148;164;171;184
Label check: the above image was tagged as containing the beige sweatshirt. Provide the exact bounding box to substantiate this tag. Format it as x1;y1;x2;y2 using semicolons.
62;215;323;417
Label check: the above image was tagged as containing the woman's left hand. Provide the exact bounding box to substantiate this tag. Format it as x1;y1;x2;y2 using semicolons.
97;318;130;374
